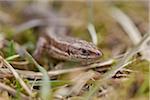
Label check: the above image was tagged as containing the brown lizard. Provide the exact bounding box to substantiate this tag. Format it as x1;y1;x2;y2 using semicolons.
33;24;102;62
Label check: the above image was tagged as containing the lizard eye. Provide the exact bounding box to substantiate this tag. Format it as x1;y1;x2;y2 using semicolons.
81;49;89;56
82;49;87;53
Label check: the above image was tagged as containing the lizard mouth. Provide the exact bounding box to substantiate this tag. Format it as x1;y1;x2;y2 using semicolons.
73;50;102;60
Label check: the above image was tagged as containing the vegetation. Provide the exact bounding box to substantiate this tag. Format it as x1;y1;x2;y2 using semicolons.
0;1;149;100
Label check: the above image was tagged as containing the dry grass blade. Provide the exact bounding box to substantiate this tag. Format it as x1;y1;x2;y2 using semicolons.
0;59;114;79
0;82;29;100
88;23;98;45
87;0;98;45
8;61;29;65
121;68;138;73
31;77;38;91
0;56;32;96
110;6;142;45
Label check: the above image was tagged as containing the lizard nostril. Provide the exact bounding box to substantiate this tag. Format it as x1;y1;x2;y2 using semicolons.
96;52;100;56
95;50;102;56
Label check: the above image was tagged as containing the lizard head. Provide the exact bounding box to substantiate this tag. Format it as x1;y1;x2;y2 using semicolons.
68;39;102;62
